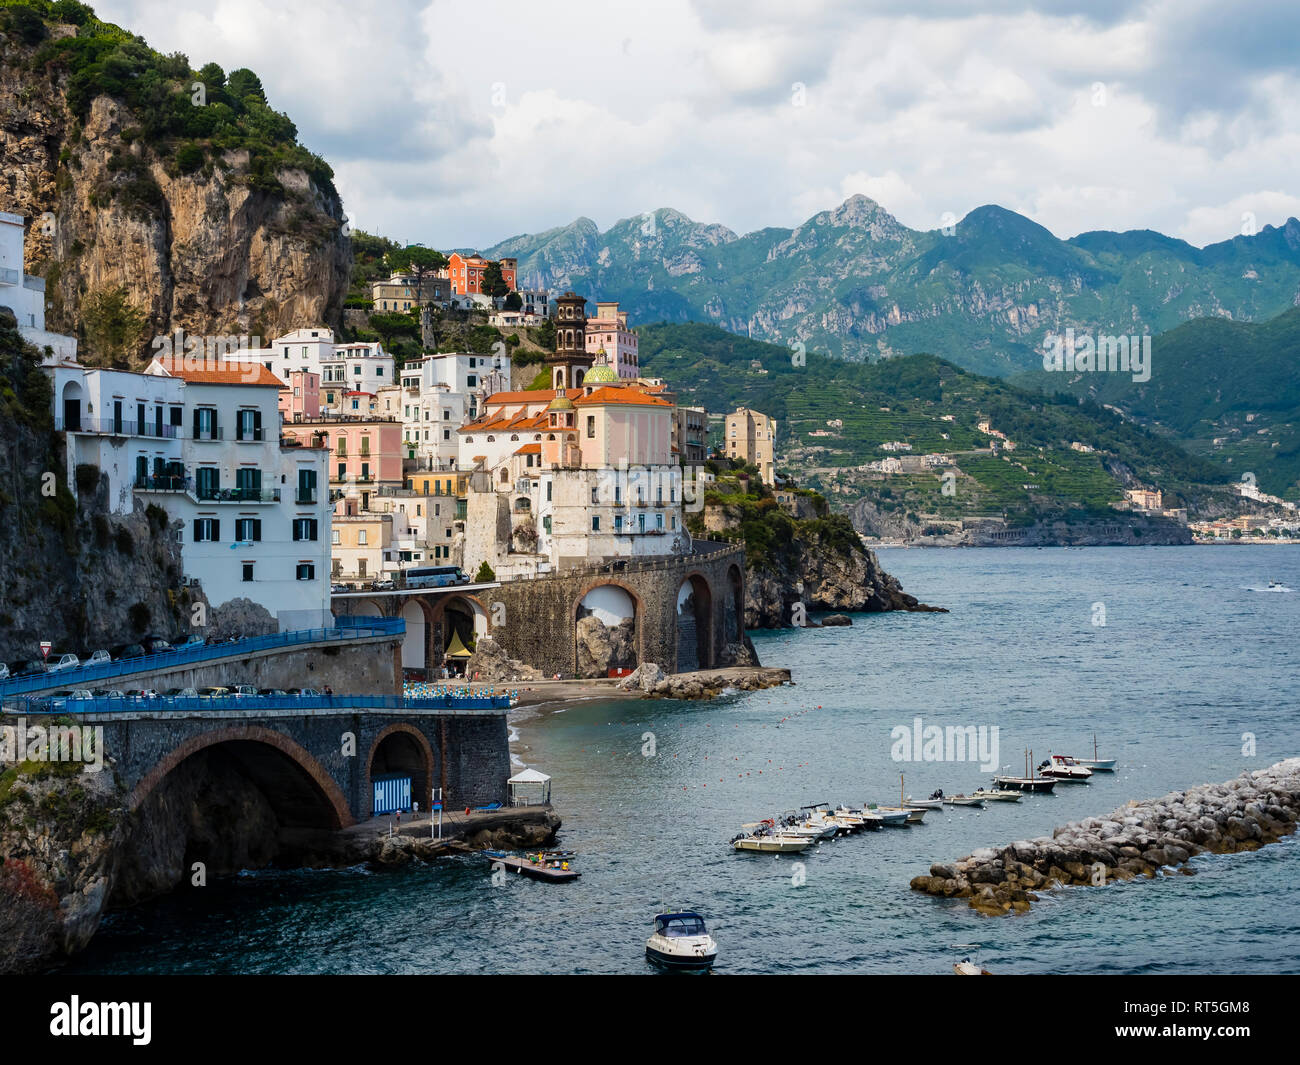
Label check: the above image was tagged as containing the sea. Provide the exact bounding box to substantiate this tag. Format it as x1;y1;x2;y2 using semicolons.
64;545;1300;975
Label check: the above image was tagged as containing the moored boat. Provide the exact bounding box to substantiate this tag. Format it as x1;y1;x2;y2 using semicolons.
646;911;718;971
484;850;581;883
1074;733;1117;772
731;820;812;853
973;786;1022;803
1040;754;1093;782
993;749;1058;794
942;794;985;808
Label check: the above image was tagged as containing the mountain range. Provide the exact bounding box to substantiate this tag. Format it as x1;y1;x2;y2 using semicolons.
484;197;1300;378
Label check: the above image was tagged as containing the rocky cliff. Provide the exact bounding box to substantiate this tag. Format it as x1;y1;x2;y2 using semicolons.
0;10;350;362
0;312;203;659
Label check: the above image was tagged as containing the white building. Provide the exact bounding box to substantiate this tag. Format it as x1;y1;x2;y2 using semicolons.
0;211;77;359
47;355;333;631
249;327;395;415
400;352;508;470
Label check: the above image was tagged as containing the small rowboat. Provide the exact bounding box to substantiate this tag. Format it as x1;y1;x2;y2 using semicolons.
901;775;942;811
942;794;985;808
1074;734;1117;772
484;850;580;882
973;787;1021;803
864;804;912;827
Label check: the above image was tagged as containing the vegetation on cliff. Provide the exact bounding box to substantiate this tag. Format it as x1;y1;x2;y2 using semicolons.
641;322;1237;528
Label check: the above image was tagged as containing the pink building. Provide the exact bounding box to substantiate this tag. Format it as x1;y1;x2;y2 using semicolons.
584;301;639;379
279;370;321;421
280;417;404;505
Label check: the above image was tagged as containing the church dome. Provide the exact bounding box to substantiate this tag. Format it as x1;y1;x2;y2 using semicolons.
584;363;618;384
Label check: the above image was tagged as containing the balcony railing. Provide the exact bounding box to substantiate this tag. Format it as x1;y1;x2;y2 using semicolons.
135;474;190;493
194;486;281;503
56;417;183;439
193;427;224;441
295;492;318;505
234;428;265;441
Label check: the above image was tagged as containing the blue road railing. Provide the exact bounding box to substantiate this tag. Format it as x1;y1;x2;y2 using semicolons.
1;691;513;715
0;617;405;696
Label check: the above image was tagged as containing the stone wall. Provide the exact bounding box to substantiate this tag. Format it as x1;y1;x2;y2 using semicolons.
484;543;747;676
92;706;509;826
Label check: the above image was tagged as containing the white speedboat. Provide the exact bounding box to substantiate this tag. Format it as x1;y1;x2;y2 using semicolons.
646;911;718;971
942;794;985;808
731;821;812;853
1040;754;1093;782
864;804;911;827
953;958;991;975
780;811;838;840
905;790;945;811
972;786;1021;803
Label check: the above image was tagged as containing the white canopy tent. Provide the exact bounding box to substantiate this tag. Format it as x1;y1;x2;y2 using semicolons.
507;768;552;807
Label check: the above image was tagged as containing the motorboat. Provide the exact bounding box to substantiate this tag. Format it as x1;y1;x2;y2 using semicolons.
993;749;1058;794
731;820;812;853
953;958;991;975
900;774;941;812
646;911;718;971
1073;734;1117;772
1040;754;1093;782
942;794;985;808
863;803;912;827
781;811;839;841
972;786;1021;803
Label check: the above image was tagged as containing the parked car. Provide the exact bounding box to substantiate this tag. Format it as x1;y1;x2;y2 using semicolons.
84;649;111;668
330;584;349;594
171;634;205;649
46;653;80;673
232;685;259;698
67;689;95;701
11;659;47;678
111;644;146;661
139;635;175;655
92;689;126;699
124;688;159;698
298;687;322;698
0;663;9;680
258;688;290;696
371;578;396;590
197;686;231;698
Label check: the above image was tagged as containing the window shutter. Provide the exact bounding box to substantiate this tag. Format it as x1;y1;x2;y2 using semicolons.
193;518;201;541
212;519;220;541
254;410;263;438
253;519;262;542
309;519;318;540
193;409;201;438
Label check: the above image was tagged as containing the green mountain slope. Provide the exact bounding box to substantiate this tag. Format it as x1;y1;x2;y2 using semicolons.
485;196;1300;379
638;322;1233;526
1012;307;1300;499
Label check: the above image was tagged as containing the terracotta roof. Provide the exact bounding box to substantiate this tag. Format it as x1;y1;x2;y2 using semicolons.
574;386;671;407
152;358;284;387
484;389;556;404
513;443;542;455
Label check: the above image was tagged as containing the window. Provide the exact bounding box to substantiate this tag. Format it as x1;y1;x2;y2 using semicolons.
332;529;340;545
236;408;262;441
242;562;254;582
592;516;600;532
296;563;315;581
587;416;595;438
193;517;220;542
293;518;319;541
358;529;368;545
235;518;262;542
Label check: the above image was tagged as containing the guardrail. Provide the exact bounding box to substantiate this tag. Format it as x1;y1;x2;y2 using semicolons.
6;693;511;715
0;618;405;695
2;691;512;715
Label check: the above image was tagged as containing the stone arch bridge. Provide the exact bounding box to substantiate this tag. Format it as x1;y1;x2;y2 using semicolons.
334;542;749;678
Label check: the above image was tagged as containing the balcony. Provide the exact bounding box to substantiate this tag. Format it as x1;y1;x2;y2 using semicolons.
295;492;318;505
56;417;183;439
193;427;224;441
134;473;189;493
194;486;281;503
234;428;265;442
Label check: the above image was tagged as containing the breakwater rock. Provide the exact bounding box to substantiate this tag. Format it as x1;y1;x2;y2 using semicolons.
910;759;1300;917
618;662;791;699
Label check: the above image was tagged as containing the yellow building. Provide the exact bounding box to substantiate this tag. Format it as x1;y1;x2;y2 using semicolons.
725;407;777;484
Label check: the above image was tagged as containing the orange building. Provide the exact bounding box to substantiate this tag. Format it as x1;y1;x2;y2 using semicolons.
447;252;517;296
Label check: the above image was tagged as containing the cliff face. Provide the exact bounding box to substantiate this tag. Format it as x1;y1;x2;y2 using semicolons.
745;525;942;628
0;313;204;659
0;29;350;360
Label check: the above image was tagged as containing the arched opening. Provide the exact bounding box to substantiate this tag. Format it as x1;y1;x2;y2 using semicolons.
60;379;84;431
676;574;712;673
434;594;487;678
400;598;429;677
367;726;433;817
575;583;638;678
118;730;350;904
725;564;743;646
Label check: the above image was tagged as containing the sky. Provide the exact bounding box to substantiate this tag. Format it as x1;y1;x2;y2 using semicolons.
96;0;1300;251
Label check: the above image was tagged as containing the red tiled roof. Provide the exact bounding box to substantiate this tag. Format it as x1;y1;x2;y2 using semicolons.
513;443;542;455
574;386;671;407
153;358;283;388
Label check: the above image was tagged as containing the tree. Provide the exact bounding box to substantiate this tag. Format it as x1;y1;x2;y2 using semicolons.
369;311;419;350
80;287;147;369
481;261;509;299
387;245;448;310
503;291;522;311
226;68;267;107
474;561;496;582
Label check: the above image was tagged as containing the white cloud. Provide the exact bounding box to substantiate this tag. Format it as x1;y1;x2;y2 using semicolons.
92;0;1300;249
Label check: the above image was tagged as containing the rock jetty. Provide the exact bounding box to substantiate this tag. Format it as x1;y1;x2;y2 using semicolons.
910;759;1300;917
618;662;791;699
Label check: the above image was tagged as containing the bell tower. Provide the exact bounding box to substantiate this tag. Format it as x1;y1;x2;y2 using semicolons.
549;291;591;390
